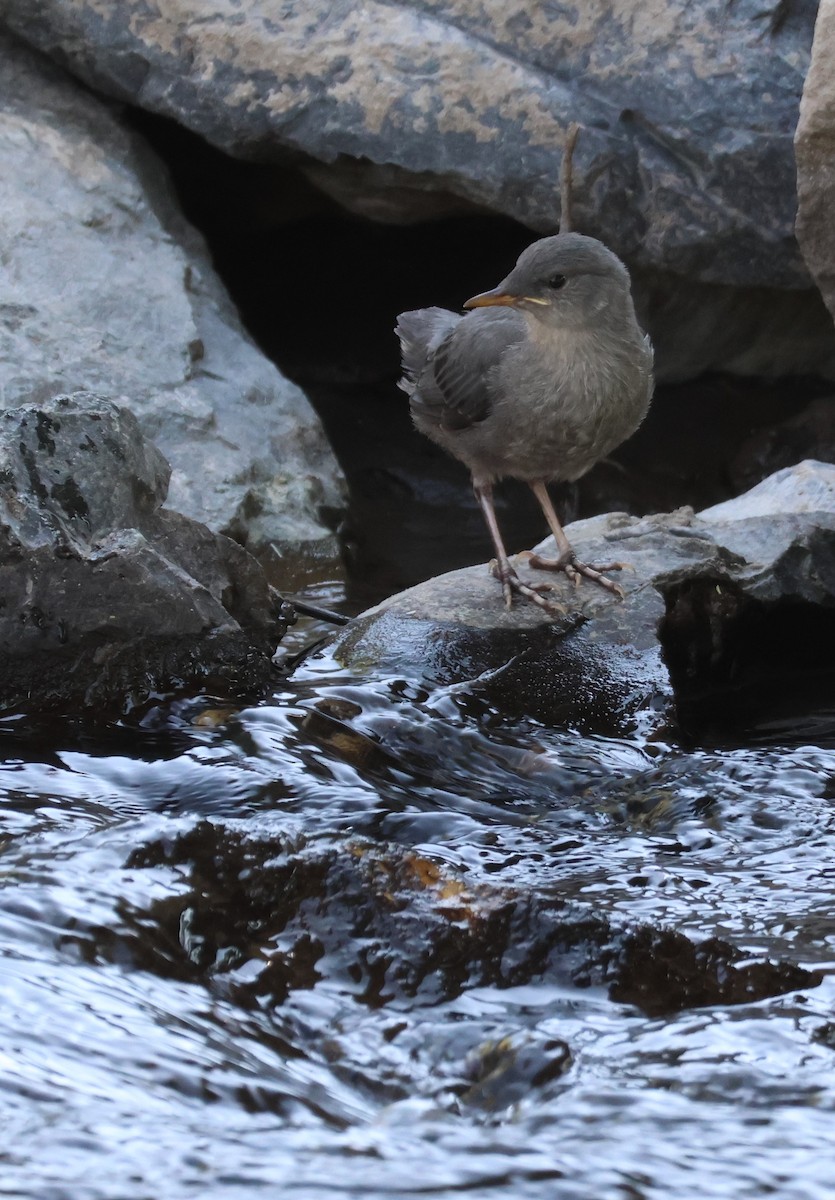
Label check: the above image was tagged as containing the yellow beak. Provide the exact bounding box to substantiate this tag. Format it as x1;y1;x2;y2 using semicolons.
463;291;549;309
463;290;518;309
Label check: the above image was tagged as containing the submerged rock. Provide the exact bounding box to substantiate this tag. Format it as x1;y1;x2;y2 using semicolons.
123;821;821;1017
0;33;345;559
329;462;835;733
0;394;287;714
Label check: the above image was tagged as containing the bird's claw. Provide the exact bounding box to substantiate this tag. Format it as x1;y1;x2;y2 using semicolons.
524;551;627;599
489;560;566;617
566;563;625;598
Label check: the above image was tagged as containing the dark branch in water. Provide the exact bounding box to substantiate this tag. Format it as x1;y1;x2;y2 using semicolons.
292;597;350;625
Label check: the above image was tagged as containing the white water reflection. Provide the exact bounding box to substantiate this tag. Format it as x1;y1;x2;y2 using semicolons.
0;676;834;1199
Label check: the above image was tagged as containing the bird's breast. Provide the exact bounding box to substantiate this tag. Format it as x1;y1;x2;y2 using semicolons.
460;331;652;483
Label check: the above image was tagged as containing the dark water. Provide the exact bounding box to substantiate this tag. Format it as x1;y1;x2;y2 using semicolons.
2;586;835;1200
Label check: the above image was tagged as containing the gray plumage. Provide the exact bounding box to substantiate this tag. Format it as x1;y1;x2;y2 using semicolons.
396;232;653;487
395;232;655;609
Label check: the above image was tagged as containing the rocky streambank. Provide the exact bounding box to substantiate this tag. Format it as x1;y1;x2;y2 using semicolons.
0;393;291;712
0;32;345;562
4;0;835;383
1;12;835;1197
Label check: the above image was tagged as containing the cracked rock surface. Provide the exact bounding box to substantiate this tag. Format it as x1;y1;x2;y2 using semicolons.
0;393;287;713
0;33;345;557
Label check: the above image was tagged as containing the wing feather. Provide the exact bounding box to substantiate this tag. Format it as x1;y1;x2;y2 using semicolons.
396;307;525;433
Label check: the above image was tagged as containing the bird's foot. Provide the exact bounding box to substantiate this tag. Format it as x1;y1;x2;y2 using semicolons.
523;551;628;599
489;560;566;616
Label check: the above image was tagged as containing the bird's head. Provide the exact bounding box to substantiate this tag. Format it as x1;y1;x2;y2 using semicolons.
463;233;633;332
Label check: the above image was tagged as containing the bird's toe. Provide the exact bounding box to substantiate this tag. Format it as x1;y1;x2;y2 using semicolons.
489;559;567;616
523;549;628;599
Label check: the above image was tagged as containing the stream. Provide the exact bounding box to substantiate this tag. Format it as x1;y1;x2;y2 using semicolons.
2;580;835;1200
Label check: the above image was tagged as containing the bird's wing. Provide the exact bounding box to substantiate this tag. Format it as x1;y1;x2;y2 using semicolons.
407;308;526;432
395;307;461;392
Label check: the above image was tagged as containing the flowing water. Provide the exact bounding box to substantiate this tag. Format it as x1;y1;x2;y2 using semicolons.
2;582;835;1200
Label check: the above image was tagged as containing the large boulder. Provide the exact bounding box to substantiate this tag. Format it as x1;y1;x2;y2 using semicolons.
0;393;289;713
4;3;835;383
0;33;345;559
796;0;835;328
0;0;818;289
327;461;835;733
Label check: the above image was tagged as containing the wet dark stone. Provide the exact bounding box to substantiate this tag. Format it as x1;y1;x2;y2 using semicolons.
811;1023;835;1050
328;557;670;734
601;927;821;1018
326;463;835;739
119;823;820;1019
0;393;286;715
660;581;835;743
459;1035;573;1110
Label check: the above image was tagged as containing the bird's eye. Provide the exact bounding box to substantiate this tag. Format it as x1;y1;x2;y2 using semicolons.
548;273;567;290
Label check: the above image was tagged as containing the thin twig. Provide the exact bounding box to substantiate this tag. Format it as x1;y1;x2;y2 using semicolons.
560;123;580;233
287;597;350;626
270;586;350;627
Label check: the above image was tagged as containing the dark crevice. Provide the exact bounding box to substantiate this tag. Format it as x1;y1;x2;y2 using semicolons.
659;577;835;746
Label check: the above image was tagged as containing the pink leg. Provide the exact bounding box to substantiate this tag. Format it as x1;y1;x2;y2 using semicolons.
473;481;565;615
527;480;626;597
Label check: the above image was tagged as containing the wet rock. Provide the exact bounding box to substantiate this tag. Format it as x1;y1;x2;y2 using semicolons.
328;462;835;732
811;1023;835;1050
0;33;345;558
0;0;816;292
458;1035;573;1111
121;822;821;1017
0;394;286;714
795;0;835;326
603;928;819;1018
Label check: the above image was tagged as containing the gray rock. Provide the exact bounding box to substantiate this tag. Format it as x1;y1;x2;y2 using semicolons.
700;459;835;523
0;33;345;558
5;3;834;382
795;0;835;328
0;393;287;713
327;462;835;730
0;0;818;291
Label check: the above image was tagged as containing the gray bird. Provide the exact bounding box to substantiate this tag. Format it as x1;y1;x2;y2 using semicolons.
395;232;654;613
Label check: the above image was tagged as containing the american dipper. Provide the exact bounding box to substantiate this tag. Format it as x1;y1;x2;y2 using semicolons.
395;233;654;613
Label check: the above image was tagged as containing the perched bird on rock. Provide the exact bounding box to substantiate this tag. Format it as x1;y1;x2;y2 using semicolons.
396;232;654;614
